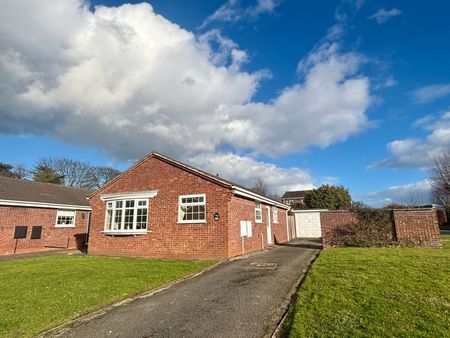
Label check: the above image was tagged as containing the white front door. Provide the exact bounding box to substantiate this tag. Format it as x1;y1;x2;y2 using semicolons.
295;212;322;238
266;206;273;244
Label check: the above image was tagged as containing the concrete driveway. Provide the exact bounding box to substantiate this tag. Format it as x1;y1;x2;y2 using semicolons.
49;239;321;338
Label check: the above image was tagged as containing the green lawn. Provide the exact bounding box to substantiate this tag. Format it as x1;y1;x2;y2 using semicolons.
284;235;450;337
0;255;214;338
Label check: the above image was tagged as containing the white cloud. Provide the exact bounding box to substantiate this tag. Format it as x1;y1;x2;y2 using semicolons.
0;0;374;194
371;112;450;168
368;8;402;24
0;0;371;161
200;0;279;28
412;83;450;103
358;180;432;207
188;152;314;194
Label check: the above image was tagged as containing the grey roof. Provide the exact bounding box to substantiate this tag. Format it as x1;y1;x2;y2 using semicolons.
281;190;311;199
0;176;92;206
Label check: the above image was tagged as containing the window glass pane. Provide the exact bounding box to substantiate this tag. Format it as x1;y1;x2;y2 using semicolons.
138;200;146;206
107;202;113;209
106;209;112;230
115;201;123;208
136;208;147;230
114;209;122;230
124;209;134;230
126;200;134;208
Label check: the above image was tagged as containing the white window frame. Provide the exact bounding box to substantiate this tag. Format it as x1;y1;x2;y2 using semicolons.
272;206;278;224
240;220;252;238
255;202;262;223
178;194;206;224
55;210;76;228
104;199;148;235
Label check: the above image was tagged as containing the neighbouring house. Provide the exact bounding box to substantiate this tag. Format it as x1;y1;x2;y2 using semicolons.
88;152;291;260
0;176;92;255
281;190;311;207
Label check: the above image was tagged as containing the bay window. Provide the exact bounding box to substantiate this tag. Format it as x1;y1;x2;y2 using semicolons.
105;199;148;233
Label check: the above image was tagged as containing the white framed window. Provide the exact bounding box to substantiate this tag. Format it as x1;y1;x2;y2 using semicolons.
272;207;278;224
104;199;148;234
255;202;262;223
178;194;206;223
55;210;76;227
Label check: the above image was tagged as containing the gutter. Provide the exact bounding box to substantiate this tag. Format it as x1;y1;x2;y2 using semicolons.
0;199;91;211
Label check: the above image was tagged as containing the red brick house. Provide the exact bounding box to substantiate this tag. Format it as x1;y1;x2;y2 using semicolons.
88;152;291;259
0;176;91;255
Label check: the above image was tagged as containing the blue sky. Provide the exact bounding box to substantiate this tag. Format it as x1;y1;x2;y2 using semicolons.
1;0;449;205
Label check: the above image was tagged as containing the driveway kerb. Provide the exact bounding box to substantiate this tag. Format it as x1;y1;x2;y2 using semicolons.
270;250;321;338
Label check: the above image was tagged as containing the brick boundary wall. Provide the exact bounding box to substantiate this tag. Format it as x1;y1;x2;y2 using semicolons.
393;209;442;247
320;208;442;248
320;211;358;248
437;209;448;227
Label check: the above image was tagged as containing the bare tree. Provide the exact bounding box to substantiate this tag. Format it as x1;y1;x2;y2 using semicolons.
12;164;30;179
39;158;92;188
251;176;271;197
88;166;121;189
429;152;450;212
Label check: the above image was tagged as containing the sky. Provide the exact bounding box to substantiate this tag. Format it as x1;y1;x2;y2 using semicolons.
0;0;449;206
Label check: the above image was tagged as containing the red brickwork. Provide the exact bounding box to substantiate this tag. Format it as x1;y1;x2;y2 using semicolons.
88;157;232;260
227;196;288;257
436;209;448;227
393;209;442;247
88;156;288;259
320;209;442;248
320;211;358;248
0;206;88;255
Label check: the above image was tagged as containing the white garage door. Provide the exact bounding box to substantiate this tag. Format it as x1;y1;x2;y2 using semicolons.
295;212;322;238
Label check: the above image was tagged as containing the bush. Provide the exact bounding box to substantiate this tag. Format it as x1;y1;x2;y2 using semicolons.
304;185;352;210
328;208;396;247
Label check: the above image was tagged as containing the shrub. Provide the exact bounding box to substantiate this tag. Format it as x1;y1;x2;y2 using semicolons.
328;208;396;247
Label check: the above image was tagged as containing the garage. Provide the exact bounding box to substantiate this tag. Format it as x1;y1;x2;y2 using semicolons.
294;210;323;238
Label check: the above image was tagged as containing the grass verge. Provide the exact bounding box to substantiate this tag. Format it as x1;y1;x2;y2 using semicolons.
283;235;450;337
0;255;214;337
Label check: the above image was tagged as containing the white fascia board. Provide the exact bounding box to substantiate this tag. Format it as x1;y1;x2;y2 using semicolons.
0;199;91;211
291;209;328;213
232;187;290;210
100;190;158;201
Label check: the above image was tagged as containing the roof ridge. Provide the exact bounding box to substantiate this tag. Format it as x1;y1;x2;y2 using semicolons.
0;176;93;192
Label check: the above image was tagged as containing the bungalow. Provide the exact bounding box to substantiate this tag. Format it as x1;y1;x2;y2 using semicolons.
88;152;291;260
0;176;91;255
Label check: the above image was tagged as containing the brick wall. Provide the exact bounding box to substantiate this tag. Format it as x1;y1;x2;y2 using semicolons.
0;206;88;255
227;196;288;257
437;208;448;226
320;208;442;248
320;211;358;248
393;209;442;247
88;157;232;260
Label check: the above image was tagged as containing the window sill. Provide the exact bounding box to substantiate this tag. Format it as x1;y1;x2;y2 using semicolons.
177;221;207;224
102;231;148;236
255;221;263;224
55;225;75;228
